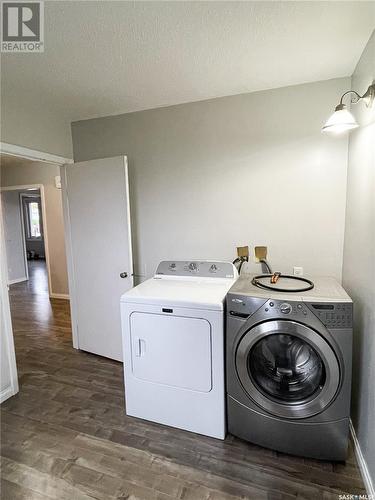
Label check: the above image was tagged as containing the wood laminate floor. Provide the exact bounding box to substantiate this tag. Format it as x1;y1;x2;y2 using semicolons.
1;261;366;499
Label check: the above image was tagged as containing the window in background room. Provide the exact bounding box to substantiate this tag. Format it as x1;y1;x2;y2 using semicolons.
22;196;43;240
28;201;41;238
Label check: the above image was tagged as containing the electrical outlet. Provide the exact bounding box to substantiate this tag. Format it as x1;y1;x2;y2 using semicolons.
293;266;304;276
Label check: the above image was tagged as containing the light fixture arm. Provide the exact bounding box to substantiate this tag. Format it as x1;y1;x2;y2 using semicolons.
339;90;361;105
322;82;375;133
339;83;375;108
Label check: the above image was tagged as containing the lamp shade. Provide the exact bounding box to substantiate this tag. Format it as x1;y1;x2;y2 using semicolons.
322;104;358;134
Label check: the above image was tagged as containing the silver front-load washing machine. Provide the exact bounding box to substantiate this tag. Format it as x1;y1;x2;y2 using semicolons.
226;274;353;460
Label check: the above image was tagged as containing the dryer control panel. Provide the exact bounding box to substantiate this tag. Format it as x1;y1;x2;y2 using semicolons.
307;302;353;329
155;261;237;279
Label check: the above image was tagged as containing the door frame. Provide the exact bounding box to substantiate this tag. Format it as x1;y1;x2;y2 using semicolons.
0;187;29;284
0;199;19;403
1;184;52;296
61;169;78;348
0;142;73;403
1;142;73;165
0;143;73;298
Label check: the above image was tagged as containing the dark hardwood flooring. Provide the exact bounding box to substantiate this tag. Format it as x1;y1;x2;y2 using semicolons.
1;262;366;499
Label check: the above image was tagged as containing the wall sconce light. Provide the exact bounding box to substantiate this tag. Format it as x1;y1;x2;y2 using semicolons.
322;83;375;134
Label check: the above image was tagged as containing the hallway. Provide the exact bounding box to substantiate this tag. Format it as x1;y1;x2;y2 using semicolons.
25;260;49;295
0;276;366;499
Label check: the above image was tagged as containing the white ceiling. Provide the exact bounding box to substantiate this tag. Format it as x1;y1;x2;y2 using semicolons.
2;1;374;122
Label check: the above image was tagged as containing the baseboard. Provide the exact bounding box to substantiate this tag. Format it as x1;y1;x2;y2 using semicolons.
50;293;70;300
0;386;15;404
350;419;375;497
8;277;27;285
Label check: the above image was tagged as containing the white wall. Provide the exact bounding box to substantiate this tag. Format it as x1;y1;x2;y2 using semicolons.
1;191;27;283
342;30;375;490
1;161;69;297
72;78;350;281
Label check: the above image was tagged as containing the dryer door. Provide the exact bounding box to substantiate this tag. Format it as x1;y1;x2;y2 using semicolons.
130;312;212;392
236;320;340;419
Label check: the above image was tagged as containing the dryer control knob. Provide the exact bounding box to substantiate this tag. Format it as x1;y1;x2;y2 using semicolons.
280;303;292;314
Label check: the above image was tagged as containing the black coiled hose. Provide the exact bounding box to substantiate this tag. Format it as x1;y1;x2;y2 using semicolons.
251;274;314;292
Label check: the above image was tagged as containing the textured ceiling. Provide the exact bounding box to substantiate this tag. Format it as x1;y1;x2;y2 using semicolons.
1;1;374;122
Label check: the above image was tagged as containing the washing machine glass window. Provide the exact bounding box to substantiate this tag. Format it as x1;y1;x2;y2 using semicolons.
249;334;326;403
236;320;340;419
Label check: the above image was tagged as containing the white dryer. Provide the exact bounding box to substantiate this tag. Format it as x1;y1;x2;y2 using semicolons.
120;260;238;439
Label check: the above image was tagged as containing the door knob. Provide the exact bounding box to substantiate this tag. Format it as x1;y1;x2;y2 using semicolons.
120;272;128;278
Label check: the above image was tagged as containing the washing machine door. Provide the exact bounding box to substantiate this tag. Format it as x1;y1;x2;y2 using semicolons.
236;320;340;419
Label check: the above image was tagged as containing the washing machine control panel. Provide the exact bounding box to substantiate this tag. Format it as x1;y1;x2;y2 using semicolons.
155;261;237;278
266;301;310;317
307;302;353;329
280;303;292;314
227;296;353;329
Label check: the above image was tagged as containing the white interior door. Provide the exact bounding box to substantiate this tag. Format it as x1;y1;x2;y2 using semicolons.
1;191;28;284
62;156;133;361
